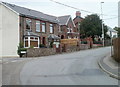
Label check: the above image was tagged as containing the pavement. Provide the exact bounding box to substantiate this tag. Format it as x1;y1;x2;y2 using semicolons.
98;54;119;80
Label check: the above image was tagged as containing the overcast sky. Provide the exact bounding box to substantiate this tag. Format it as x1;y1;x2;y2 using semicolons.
2;0;119;28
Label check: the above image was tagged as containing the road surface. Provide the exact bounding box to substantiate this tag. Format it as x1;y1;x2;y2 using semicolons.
2;47;118;85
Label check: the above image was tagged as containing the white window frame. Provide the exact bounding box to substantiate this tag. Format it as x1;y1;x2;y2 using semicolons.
42;22;46;33
26;18;32;30
36;20;40;32
24;36;40;48
50;24;54;33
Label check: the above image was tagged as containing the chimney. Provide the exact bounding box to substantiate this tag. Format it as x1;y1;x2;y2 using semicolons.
76;11;81;17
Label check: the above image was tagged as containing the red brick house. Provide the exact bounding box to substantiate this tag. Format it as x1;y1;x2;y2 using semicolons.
2;2;59;48
73;11;83;38
1;2;81;57
58;15;79;39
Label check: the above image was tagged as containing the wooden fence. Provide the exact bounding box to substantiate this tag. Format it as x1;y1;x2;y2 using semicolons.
60;39;79;46
113;38;120;62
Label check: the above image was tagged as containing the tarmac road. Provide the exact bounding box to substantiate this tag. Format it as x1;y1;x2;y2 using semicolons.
2;47;118;85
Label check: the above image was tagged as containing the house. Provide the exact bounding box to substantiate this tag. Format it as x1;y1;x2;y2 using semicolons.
58;15;79;39
0;2;81;57
73;11;83;38
107;26;118;38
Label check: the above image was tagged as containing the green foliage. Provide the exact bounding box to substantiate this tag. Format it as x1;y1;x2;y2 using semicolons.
114;27;120;37
80;14;108;39
50;42;53;48
81;41;88;44
17;42;27;57
39;44;46;48
93;41;102;44
29;45;34;48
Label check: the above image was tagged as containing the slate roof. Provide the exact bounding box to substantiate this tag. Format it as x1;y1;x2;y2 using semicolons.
24;30;39;37
2;2;74;26
48;34;60;40
58;15;70;25
2;2;58;23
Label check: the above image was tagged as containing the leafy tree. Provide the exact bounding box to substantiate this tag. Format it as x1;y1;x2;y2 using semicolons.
80;14;108;40
114;27;120;37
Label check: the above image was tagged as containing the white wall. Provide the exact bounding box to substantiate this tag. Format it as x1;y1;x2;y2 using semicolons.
0;3;19;57
0;4;2;58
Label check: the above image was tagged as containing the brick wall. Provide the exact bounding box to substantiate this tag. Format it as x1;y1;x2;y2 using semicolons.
19;16;59;47
27;48;56;57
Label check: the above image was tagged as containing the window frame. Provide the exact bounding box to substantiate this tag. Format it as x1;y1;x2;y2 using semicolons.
26;18;32;30
41;22;46;33
50;24;54;34
36;20;40;32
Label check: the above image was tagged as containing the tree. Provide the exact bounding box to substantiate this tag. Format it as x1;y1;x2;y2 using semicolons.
80;14;108;40
114;27;120;37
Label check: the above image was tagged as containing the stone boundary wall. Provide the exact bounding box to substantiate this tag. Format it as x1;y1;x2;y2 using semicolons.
113;38;120;62
65;44;90;53
80;44;90;50
27;48;56;57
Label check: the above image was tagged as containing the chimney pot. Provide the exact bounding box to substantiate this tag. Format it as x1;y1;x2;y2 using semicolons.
76;11;81;17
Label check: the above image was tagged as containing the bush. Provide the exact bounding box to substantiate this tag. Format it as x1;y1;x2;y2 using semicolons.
17;43;27;57
93;41;102;44
39;44;46;48
81;41;88;44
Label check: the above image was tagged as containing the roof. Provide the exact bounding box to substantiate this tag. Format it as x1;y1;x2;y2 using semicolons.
24;30;39;37
73;16;83;21
48;34;60;40
2;2;58;23
58;15;71;25
2;2;75;26
107;26;117;33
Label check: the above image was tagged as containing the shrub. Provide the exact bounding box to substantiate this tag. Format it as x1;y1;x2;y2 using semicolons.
39;44;46;48
93;41;102;44
81;41;88;44
17;43;27;57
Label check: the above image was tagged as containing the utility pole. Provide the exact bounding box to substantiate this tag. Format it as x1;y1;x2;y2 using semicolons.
101;2;104;47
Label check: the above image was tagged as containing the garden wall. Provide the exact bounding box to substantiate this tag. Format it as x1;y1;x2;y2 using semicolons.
27;48;56;57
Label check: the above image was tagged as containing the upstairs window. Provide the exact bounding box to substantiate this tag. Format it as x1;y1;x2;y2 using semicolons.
36;21;40;32
50;24;54;33
42;22;46;33
26;18;31;30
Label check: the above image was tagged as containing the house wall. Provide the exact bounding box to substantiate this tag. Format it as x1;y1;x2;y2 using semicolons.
20;16;59;47
0;3;2;57
1;3;19;57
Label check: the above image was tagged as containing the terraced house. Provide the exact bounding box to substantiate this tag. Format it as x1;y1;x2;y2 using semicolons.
0;2;81;57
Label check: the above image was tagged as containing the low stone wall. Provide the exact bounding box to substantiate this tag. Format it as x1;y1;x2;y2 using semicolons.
66;45;80;53
80;44;90;50
27;48;56;57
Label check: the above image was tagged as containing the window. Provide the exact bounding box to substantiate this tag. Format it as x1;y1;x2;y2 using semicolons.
24;36;40;48
50;24;54;33
59;26;61;32
36;21;40;32
42;22;46;32
67;28;70;33
26;18;31;30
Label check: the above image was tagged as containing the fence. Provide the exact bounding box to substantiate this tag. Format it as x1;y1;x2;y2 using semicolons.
60;39;79;46
113;38;120;62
